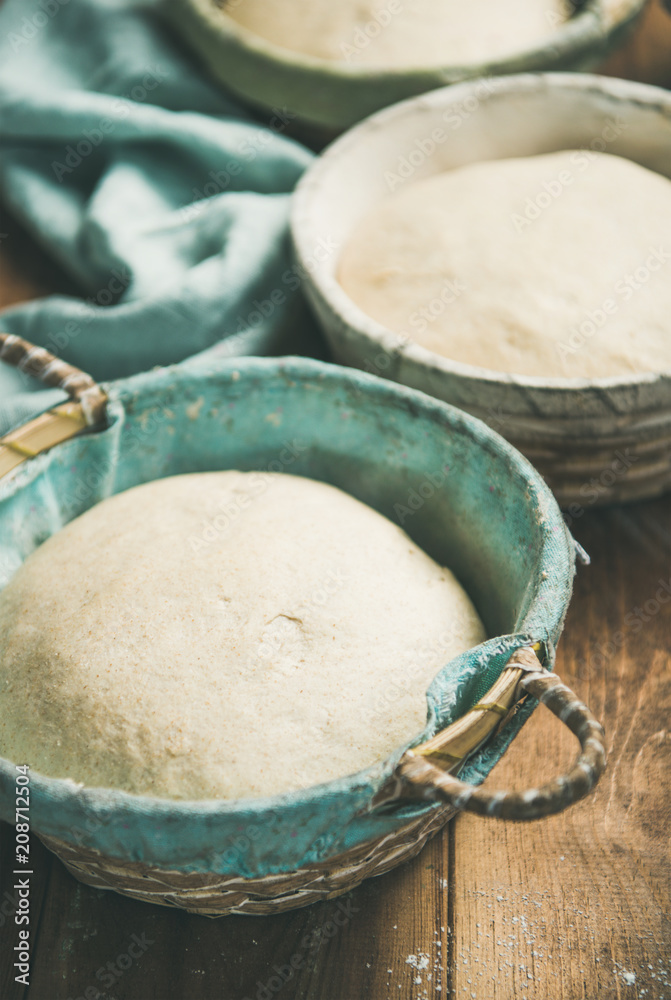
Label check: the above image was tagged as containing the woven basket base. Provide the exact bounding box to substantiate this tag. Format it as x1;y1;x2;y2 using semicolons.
38;804;455;916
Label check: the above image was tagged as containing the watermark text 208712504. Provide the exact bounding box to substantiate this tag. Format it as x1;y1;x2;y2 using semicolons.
13;765;31;987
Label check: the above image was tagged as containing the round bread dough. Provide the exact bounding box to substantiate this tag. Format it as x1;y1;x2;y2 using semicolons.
338;151;671;379
0;472;485;800
226;0;566;68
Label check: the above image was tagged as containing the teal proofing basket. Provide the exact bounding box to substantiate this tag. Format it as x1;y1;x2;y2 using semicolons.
0;356;577;914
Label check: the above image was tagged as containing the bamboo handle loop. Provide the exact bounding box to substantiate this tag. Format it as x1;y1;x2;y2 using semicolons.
0;333;107;425
395;646;606;821
0;334;108;479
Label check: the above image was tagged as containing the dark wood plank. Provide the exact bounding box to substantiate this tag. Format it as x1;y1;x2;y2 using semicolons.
450;497;671;1000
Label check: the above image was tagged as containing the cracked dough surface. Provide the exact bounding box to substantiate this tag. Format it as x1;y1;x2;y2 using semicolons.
0;472;485;800
338;151;671;379
226;0;566;67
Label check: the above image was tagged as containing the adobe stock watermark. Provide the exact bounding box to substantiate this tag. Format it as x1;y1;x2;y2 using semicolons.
7;0;70;52
360;337;409;377
66;932;154;1000
483;405;510;435
358;332;410;378
181;106;297;223
562;448;639;527
40;266;132;359
353;278;465;372
243;897;358;1000
223;235;339;339
353;274;465;379
13;765;31;988
393;467;450;525
8;267;128;394
406;277;467;336
555;246;671;362
384;76;501;191
188;441;308;552
575;575;671;680
511;117;629;233
199;816;278;878
623;577;671;634
51;66;167;182
339;0;403;60
370;617;477;722
58;405;172;510
280;235;339;294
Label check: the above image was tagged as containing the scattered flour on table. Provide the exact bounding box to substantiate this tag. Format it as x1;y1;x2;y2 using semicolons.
385;881;670;997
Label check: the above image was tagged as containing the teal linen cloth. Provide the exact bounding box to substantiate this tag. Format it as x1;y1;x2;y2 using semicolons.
0;0;315;434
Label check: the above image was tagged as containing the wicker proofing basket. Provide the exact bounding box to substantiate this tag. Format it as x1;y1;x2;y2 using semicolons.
291;72;671;508
161;0;647;132
0;336;606;916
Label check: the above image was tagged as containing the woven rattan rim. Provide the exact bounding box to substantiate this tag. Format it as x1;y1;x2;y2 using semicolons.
38;802;456;916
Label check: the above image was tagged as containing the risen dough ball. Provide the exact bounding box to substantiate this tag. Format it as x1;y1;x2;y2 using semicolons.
338;151;671;379
226;0;567;67
0;472;485;800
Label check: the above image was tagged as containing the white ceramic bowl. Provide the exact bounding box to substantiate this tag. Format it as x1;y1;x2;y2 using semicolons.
291;72;671;507
164;0;647;131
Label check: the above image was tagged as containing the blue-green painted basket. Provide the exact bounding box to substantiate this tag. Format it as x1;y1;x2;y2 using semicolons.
0;353;581;915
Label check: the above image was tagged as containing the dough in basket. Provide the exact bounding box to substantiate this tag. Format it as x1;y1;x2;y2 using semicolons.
338;151;671;379
0;472;485;800
226;0;567;68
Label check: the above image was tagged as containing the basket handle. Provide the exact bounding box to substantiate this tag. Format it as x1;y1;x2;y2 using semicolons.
0;334;108;479
0;333;107;426
392;646;606;821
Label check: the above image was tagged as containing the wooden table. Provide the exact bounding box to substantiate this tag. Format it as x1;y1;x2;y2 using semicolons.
1;6;671;997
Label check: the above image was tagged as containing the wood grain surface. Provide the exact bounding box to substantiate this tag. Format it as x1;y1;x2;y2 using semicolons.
1;6;671;997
